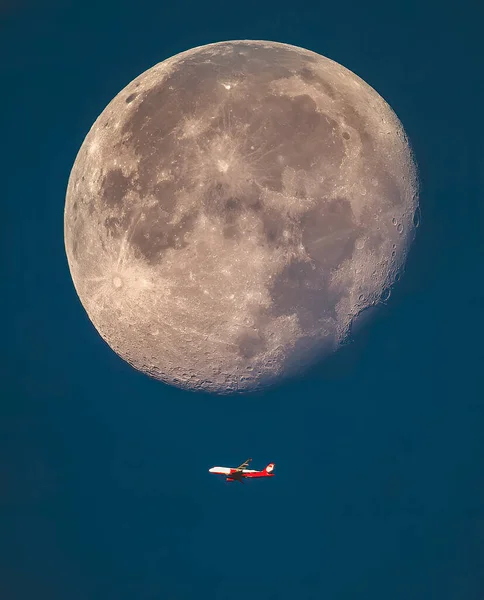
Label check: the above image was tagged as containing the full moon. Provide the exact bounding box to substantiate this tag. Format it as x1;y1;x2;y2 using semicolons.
64;40;418;394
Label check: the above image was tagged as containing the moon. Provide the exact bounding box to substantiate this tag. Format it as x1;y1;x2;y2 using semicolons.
64;40;419;394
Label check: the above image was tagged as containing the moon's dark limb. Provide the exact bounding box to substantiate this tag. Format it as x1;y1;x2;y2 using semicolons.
64;40;418;394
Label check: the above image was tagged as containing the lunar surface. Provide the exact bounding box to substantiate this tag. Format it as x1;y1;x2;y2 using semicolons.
64;40;419;394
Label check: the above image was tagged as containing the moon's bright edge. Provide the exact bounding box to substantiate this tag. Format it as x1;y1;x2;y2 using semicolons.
64;40;419;394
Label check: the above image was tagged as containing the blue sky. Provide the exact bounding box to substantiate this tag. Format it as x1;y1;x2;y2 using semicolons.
1;0;483;598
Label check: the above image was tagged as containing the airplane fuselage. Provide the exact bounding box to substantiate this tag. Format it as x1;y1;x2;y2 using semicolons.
209;463;275;480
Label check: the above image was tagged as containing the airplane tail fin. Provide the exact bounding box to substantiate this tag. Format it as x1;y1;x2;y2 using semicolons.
264;463;275;473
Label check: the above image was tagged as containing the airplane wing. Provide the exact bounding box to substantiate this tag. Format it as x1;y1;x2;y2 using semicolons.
235;458;252;471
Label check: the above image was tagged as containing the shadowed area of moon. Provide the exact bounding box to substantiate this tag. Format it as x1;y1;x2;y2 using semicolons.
64;40;419;394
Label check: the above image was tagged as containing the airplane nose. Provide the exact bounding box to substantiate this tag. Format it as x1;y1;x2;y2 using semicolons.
208;467;215;473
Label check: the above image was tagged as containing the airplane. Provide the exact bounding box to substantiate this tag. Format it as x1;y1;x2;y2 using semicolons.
209;458;275;483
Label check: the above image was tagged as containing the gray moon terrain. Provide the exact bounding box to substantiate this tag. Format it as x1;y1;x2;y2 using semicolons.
64;40;419;394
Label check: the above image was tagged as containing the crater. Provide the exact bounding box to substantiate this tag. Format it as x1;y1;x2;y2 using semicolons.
217;159;229;173
125;93;137;104
380;288;391;302
413;207;421;228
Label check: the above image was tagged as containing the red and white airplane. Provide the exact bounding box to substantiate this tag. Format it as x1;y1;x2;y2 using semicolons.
209;458;275;483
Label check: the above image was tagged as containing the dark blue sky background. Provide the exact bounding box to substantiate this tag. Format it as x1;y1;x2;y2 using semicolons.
1;0;483;598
